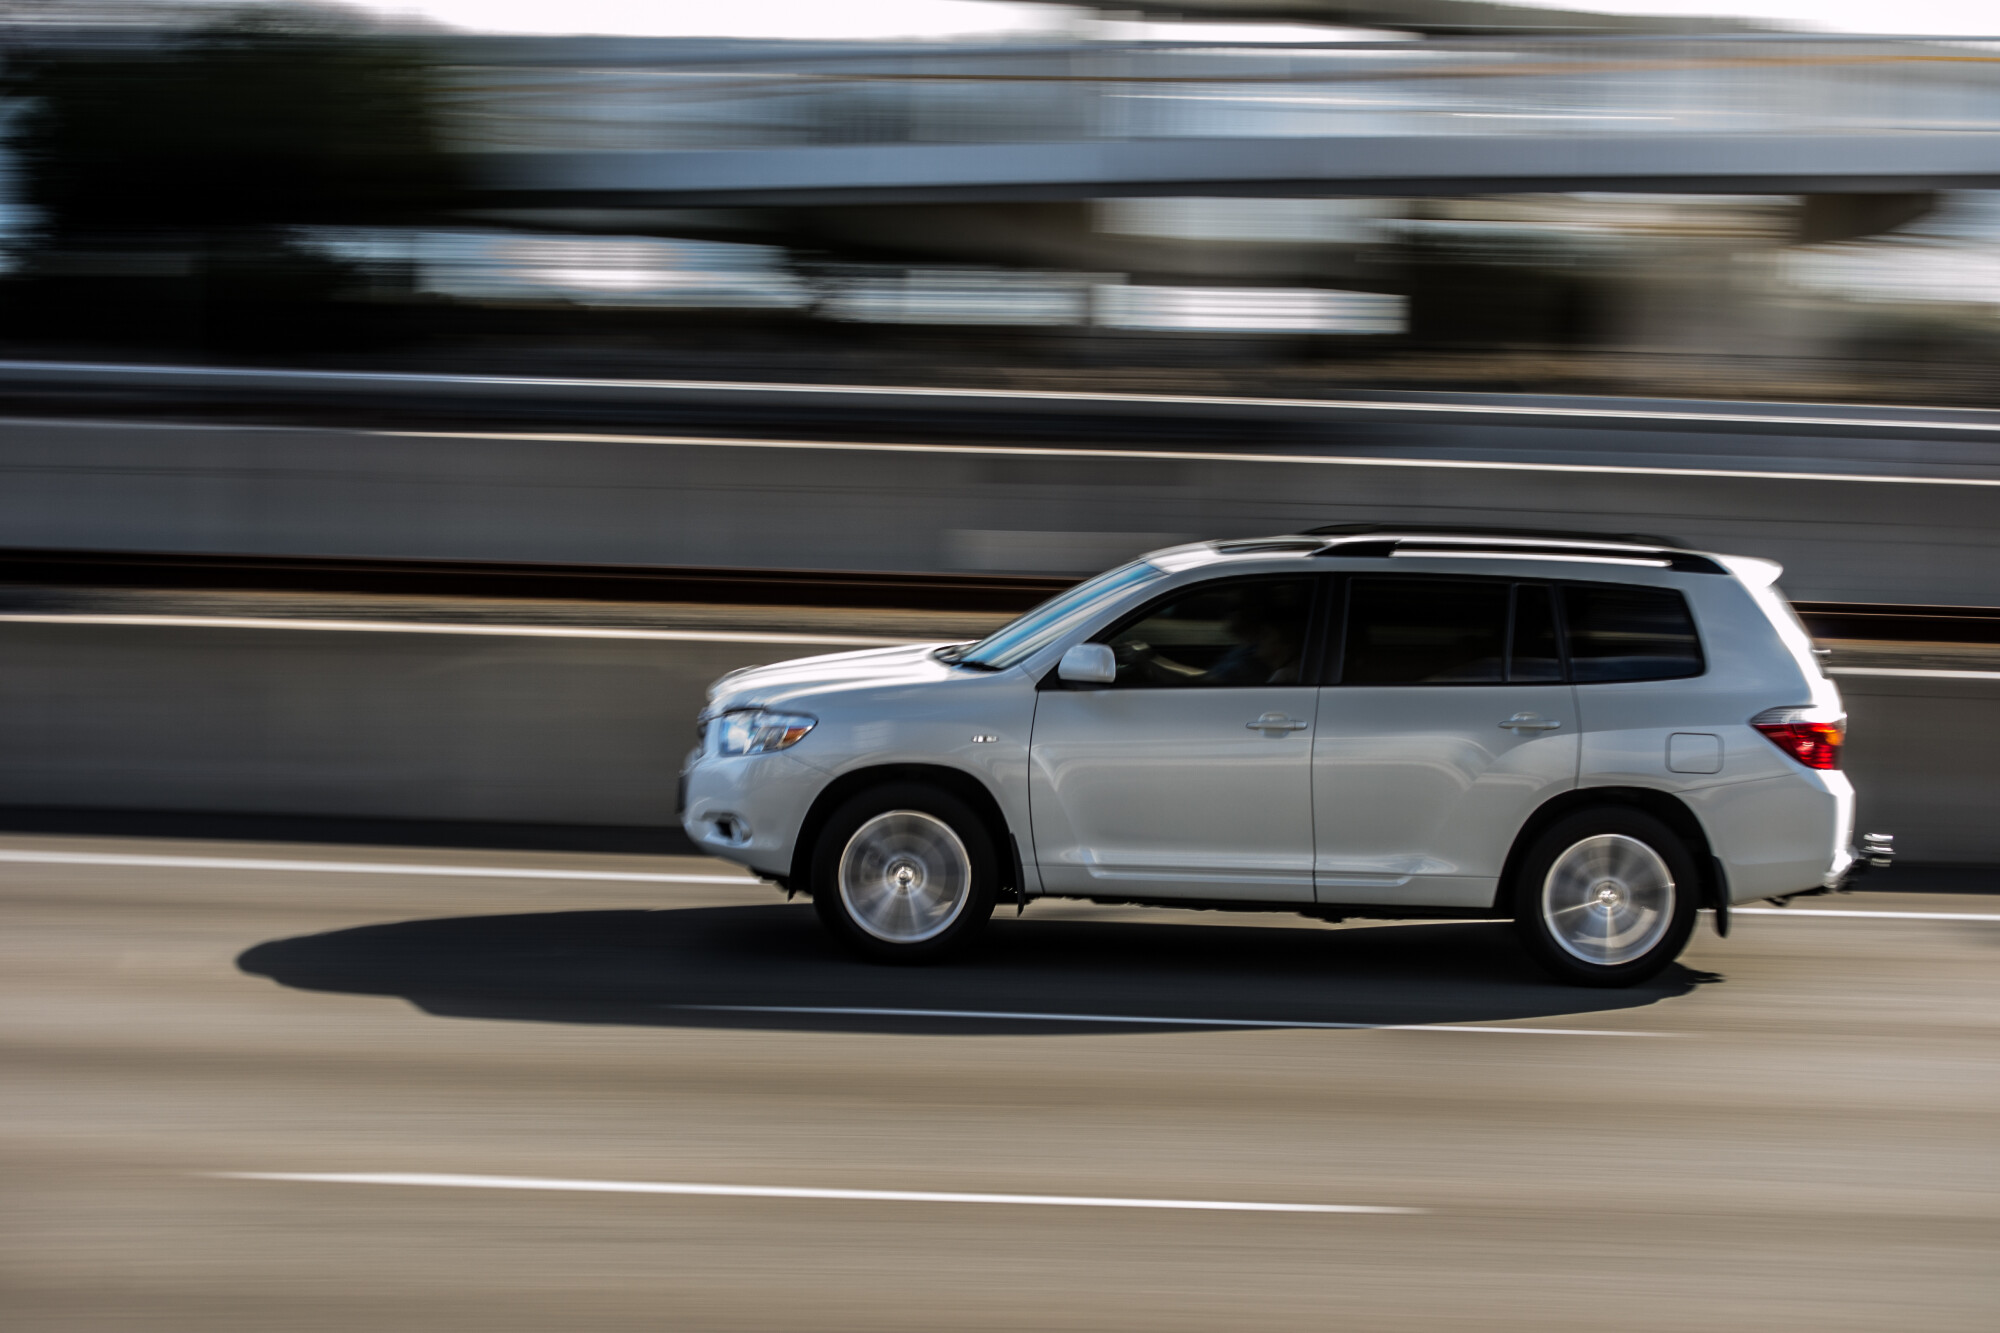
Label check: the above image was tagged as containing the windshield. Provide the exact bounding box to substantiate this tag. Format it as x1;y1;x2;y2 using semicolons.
952;560;1166;671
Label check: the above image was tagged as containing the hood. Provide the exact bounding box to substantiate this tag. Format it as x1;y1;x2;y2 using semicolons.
706;641;962;711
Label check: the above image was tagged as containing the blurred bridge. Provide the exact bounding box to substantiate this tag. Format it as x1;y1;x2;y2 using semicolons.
453;34;2000;205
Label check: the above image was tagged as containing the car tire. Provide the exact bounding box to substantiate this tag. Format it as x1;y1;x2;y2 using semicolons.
810;783;998;962
1512;808;1700;987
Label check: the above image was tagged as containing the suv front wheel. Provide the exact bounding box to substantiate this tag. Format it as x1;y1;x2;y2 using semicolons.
1513;809;1699;987
811;783;998;961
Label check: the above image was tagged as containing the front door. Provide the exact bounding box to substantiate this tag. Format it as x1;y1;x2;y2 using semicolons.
1030;574;1320;901
1314;577;1579;908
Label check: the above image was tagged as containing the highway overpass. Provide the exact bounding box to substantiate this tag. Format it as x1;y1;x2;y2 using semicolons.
456;34;2000;206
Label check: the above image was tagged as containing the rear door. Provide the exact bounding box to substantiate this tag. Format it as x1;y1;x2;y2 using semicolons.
1029;574;1322;902
1566;581;1710;786
1313;576;1579;908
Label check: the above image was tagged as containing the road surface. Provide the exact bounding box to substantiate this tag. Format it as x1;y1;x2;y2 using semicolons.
3;835;1995;1330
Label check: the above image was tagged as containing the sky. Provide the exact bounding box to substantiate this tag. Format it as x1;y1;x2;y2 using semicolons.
343;0;2000;40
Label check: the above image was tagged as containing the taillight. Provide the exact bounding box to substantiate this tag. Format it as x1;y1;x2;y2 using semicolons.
1751;707;1845;770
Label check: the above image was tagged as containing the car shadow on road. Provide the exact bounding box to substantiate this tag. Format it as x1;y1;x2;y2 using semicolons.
237;903;1713;1035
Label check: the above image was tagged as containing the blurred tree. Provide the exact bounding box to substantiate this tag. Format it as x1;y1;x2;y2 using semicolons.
6;8;461;238
0;7;464;350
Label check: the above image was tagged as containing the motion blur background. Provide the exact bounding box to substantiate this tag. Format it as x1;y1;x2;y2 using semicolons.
2;3;1997;1331
6;0;2000;848
6;0;2000;398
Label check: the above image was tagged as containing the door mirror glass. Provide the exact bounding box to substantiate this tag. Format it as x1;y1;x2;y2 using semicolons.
1099;576;1313;688
1057;642;1117;684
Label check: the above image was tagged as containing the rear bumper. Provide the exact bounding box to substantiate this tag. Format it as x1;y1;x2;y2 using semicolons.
1686;770;1853;904
1826;832;1896;890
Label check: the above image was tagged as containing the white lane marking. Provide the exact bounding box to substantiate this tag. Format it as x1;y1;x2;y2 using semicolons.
1735;907;2000;921
1828;666;2000;681
674;1003;1662;1036
0;612;917;646
387;428;2000;489
8;849;1987;921
16;357;2000;435
0;848;757;886
212;1171;1419;1215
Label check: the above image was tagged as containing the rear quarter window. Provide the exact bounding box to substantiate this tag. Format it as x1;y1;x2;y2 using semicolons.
1563;584;1704;683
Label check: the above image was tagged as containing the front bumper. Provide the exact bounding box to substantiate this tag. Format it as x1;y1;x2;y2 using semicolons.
678;747;825;878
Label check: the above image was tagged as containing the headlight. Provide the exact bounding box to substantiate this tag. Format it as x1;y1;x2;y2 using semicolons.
711;709;816;757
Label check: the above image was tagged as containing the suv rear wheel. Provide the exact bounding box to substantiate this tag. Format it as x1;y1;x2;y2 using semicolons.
811;783;998;961
1513;808;1699;987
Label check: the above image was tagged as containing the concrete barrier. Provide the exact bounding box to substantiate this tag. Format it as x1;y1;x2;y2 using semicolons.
2;397;1995;862
1839;672;2000;865
0;618;1984;865
0;620;818;829
5;415;2000;605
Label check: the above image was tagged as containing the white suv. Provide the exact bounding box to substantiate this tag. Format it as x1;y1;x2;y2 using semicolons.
680;528;1876;986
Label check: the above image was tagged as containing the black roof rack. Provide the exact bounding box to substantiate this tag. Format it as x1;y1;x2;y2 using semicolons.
1305;523;1689;550
1211;538;1329;555
1308;533;1726;575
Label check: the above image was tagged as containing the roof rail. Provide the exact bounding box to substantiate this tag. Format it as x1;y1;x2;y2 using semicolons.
1311;534;1726;574
1305;523;1688;550
1211;538;1329;555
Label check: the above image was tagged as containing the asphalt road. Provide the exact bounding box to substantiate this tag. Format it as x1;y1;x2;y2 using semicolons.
4;835;1996;1331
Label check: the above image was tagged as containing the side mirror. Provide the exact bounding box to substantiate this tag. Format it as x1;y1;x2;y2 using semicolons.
1057;643;1116;685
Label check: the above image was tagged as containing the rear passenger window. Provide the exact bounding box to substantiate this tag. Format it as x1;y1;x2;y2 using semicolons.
1563;585;1703;682
1343;579;1507;684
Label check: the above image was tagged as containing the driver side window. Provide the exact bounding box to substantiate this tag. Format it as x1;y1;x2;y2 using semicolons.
1099;577;1314;688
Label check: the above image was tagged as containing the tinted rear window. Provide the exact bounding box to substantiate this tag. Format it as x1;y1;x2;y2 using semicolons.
1343;579;1508;684
1563;585;1703;682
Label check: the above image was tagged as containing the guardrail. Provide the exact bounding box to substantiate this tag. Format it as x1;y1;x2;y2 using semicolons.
7;359;2000;436
0;549;1070;614
7;390;2000;605
5;548;1999;643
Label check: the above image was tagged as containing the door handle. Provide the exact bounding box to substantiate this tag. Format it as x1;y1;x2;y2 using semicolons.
1499;713;1562;732
1247;712;1310;733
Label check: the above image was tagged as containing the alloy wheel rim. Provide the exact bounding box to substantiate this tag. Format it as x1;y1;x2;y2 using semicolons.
1541;833;1675;967
839;810;972;944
